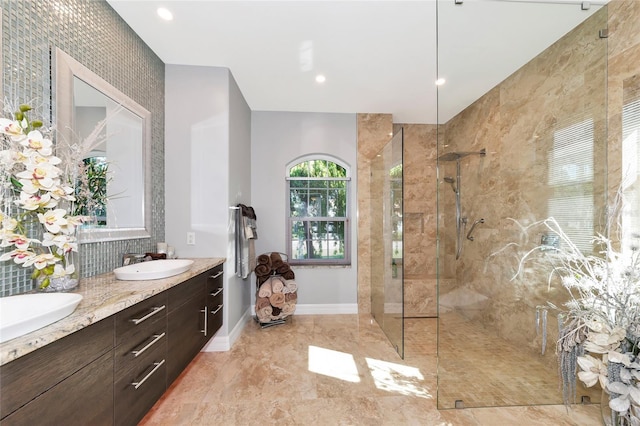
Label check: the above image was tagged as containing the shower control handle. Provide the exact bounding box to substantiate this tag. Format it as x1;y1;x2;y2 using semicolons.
466;218;485;241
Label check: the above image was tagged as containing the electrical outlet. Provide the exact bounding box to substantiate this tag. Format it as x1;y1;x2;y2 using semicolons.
186;232;195;245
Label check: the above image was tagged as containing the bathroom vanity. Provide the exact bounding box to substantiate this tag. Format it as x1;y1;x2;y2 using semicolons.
0;258;224;426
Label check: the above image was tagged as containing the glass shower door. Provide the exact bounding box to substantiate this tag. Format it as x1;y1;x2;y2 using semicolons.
436;0;608;409
371;129;404;358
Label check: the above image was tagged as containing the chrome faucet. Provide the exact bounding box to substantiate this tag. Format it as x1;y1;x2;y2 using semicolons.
122;253;149;266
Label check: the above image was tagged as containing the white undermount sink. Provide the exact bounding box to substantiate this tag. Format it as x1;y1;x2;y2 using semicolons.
113;259;194;281
0;293;83;343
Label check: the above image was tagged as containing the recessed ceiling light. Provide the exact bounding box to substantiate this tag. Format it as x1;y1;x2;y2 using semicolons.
315;74;326;84
157;7;173;21
435;78;446;86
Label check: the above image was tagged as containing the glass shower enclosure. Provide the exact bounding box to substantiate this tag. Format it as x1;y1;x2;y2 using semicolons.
371;129;404;358
436;0;608;409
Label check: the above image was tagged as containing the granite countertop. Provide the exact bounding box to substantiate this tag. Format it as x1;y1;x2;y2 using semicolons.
0;257;225;366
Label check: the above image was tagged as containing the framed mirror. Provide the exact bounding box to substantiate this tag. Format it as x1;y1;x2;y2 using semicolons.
55;47;151;243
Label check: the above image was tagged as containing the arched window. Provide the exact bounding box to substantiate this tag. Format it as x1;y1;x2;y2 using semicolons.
286;156;351;265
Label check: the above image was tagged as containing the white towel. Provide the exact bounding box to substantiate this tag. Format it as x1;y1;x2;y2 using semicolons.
283;279;298;294
271;276;285;294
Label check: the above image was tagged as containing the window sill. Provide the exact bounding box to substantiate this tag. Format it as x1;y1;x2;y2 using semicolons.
289;263;352;269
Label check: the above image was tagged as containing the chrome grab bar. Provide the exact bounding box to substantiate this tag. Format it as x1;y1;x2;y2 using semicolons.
466;218;485;241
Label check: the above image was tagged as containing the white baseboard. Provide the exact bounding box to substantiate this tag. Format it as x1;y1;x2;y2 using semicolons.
201;307;251;352
202;304;358;352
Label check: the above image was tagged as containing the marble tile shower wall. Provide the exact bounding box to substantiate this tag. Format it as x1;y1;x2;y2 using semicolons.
0;0;165;296
356;113;394;314
356;116;438;317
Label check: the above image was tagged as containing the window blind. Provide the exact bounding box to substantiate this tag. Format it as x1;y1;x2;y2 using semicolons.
548;118;594;253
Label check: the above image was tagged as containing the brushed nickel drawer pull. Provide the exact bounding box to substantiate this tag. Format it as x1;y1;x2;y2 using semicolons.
131;332;166;358
200;307;208;336
210;270;224;279
210;287;223;297
131;359;165;390
211;304;223;315
130;305;166;325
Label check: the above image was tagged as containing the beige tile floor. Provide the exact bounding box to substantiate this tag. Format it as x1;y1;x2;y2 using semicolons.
140;314;600;425
436;312;601;409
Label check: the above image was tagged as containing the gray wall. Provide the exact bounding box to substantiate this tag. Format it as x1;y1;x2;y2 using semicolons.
0;0;165;295
227;72;252;329
251;111;358;310
165;65;251;346
165;65;230;259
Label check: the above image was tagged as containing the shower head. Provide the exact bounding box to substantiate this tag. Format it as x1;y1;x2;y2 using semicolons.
443;176;457;193
439;152;463;162
438;148;487;162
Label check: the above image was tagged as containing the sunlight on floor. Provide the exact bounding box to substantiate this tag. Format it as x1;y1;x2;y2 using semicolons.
365;357;433;399
306;344;432;398
307;345;361;383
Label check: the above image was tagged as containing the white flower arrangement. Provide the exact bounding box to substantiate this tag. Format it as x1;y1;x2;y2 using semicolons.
507;194;640;425
0;104;86;290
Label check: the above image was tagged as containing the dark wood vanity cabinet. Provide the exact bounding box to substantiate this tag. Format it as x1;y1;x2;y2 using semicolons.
0;317;115;425
167;265;224;385
0;263;223;426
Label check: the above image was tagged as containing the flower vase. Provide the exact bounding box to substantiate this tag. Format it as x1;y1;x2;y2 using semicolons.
36;251;80;292
34;227;81;292
1;103;86;294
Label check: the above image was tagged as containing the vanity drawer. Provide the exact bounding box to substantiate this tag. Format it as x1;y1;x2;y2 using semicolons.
115;313;167;378
209;286;224;311
114;340;166;426
115;291;167;346
0;317;114;419
208;287;223;336
2;350;114;426
208;264;224;282
209;302;224;336
207;265;223;294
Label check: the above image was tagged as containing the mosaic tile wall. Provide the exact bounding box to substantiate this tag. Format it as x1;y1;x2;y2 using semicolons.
0;0;165;296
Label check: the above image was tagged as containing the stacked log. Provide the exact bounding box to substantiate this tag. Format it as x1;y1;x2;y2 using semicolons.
255;252;297;323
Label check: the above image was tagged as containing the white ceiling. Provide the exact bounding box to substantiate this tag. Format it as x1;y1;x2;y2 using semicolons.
106;0;604;124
